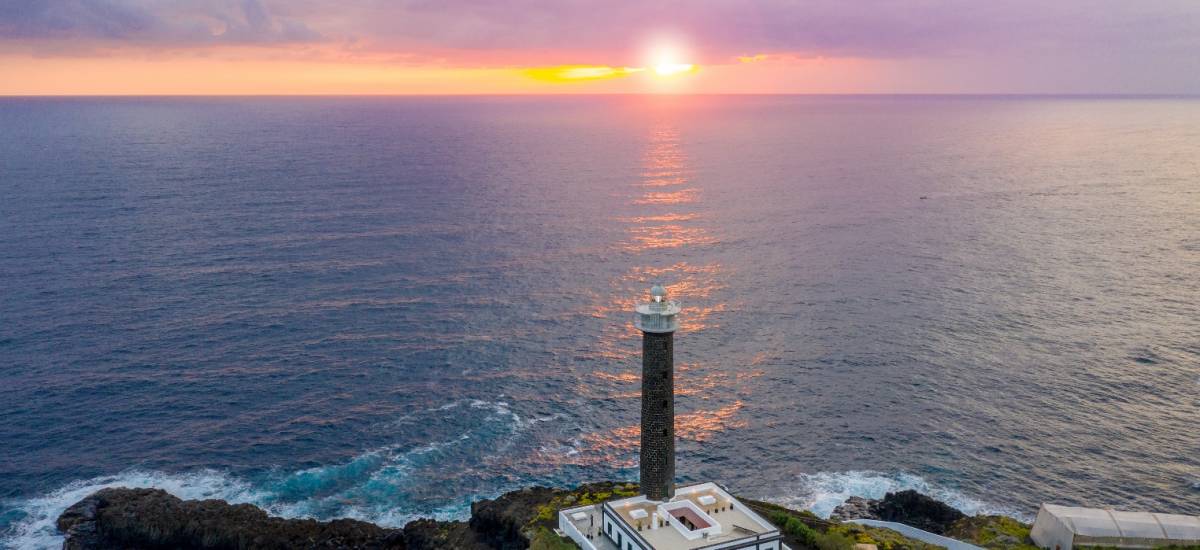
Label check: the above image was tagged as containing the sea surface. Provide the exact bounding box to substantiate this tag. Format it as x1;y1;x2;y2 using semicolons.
1;95;1197;548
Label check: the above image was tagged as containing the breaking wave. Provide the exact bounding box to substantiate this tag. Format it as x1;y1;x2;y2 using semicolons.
1;398;552;549
1;448;481;549
1;469;264;550
773;471;1030;522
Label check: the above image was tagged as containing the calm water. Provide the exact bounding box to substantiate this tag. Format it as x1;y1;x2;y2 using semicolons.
1;96;1197;548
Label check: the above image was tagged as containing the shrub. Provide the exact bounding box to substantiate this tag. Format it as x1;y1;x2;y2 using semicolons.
529;527;578;550
771;511;819;548
816;530;858;550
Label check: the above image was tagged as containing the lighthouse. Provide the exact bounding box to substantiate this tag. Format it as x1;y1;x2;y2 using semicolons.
557;284;785;550
634;283;681;502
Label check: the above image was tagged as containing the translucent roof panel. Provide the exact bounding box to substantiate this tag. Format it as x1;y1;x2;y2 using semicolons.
1068;515;1120;537
1046;505;1119;538
1109;511;1167;539
1157;514;1200;540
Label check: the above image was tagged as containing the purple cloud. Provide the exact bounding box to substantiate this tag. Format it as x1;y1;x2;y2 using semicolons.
0;0;320;45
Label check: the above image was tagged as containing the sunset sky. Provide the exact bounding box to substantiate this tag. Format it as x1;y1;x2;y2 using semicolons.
2;0;1198;95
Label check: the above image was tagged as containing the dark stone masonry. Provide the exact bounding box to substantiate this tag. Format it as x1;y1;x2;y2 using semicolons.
640;329;675;501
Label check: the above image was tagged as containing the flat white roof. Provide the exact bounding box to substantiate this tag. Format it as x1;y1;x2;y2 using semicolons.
603;482;780;550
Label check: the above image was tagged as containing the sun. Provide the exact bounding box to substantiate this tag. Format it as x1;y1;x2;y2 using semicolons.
654;62;695;76
646;40;697;77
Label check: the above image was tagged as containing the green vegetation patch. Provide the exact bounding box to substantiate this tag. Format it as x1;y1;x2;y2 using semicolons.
946;515;1037;550
826;522;941;550
529;526;579;550
748;499;937;550
521;482;640;546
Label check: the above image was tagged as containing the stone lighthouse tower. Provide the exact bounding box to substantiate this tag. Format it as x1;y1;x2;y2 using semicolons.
634;283;681;502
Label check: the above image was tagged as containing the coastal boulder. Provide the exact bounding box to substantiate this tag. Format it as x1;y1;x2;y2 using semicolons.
830;496;880;521
469;486;561;549
874;490;966;534
830;490;967;534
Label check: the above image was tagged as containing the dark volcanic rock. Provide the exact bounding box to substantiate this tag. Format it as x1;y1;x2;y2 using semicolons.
402;518;491;550
469;486;561;550
874;490;967;534
56;493;103;550
54;484;603;550
57;487;404;549
830;496;880;522
830;491;967;534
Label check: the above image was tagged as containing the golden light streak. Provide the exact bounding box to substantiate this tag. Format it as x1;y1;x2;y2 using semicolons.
738;54;769;63
523;65;644;82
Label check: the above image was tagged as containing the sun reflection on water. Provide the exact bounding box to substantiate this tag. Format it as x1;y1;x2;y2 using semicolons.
633;188;699;205
530;118;764;473
542;401;750;468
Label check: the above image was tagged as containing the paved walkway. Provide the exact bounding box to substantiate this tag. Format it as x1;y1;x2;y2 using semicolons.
846;519;984;550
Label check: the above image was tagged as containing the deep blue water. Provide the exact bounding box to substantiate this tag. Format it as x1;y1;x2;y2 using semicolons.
1;96;1197;548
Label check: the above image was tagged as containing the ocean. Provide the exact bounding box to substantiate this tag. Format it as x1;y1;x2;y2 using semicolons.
1;95;1197;548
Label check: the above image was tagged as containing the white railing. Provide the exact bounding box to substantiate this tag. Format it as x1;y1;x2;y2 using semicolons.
646;299;680;313
847;519;984;550
634;313;677;332
634;299;681;333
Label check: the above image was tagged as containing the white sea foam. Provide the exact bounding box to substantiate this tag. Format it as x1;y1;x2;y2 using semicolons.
3;399;576;549
772;471;1029;521
1;469;266;550
0;452;472;549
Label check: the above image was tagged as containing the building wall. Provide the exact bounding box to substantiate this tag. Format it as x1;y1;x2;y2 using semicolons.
1030;507;1074;550
640;330;675;502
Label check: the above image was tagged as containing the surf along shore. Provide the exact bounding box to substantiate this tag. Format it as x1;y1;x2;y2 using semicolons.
56;482;1040;550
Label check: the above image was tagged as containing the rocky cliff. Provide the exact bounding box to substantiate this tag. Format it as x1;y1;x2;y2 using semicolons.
56;488;405;550
829;489;967;534
55;482;634;550
57;483;1030;550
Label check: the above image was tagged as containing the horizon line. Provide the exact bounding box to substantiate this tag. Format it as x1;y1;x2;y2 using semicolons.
3;92;1199;99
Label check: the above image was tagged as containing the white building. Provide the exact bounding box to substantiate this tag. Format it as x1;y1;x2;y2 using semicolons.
1030;504;1200;550
559;482;787;550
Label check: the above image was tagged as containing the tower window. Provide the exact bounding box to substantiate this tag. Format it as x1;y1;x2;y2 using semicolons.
662;400;668;409
662;428;669;436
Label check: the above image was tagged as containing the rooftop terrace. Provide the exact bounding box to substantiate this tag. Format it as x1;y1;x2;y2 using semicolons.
560;482;785;550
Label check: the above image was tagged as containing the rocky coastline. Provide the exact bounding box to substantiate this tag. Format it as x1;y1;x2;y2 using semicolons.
56;483;1036;550
829;490;967;534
